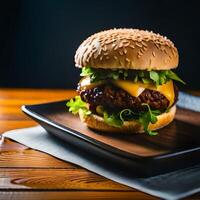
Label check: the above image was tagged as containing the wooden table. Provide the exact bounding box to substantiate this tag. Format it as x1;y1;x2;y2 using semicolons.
0;88;199;200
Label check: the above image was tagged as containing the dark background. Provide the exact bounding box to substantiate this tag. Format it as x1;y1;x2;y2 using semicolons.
1;0;199;89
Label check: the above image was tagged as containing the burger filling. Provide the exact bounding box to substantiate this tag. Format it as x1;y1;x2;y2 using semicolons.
67;67;184;135
80;84;178;112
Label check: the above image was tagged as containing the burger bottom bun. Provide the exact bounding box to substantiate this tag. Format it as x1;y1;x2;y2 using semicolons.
79;105;176;134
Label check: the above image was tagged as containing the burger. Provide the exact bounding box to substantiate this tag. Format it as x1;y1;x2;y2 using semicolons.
67;28;185;135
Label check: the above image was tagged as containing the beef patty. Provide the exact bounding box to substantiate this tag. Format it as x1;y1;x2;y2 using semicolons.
79;84;178;112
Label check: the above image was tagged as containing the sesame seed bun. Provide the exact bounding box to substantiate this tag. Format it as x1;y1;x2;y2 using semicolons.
75;28;178;70
79;105;176;134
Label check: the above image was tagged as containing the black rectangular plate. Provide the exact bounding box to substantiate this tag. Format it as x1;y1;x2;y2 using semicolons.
22;100;200;177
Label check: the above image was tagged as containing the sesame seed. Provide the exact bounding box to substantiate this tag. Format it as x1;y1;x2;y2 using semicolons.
163;49;168;54
112;43;116;47
152;51;156;57
172;49;177;56
155;43;160;49
123;41;130;46
119;50;123;55
86;57;90;62
143;46;147;51
136;42;142;48
137;51;143;58
160;45;165;51
119;60;123;66
106;56;109;60
149;58;152;66
114;45;119;50
119;43;123;48
105;40;112;44
102;46;107;51
141;41;147;47
94;53;98;59
123;48;127;54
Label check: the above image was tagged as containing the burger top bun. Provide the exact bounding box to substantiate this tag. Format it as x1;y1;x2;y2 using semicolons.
75;28;178;70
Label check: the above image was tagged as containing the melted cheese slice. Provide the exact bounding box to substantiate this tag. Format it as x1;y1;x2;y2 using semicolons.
156;81;174;107
113;80;145;97
79;78;175;107
113;80;175;106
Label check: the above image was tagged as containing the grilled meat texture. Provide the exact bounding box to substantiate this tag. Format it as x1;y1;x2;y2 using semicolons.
79;84;178;112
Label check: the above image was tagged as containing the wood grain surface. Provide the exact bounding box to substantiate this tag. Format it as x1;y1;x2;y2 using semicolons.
0;88;199;200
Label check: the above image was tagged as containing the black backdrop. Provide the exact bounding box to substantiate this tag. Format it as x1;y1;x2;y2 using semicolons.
1;0;200;89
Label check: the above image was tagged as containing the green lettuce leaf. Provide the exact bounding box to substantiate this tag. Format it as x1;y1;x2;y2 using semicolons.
103;105;160;135
66;96;91;116
102;106;161;136
119;109;137;121
139;103;160;136
149;71;160;86
103;112;123;128
148;70;185;85
80;67;185;85
80;67;94;77
165;70;185;84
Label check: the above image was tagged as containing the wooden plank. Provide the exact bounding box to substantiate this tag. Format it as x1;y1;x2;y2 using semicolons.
0;99;66;106
0;191;156;200
0;90;76;121
0;121;37;133
0;168;131;191
0;149;75;168
0;138;28;151
0;139;76;168
0;114;28;121
0;89;76;100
